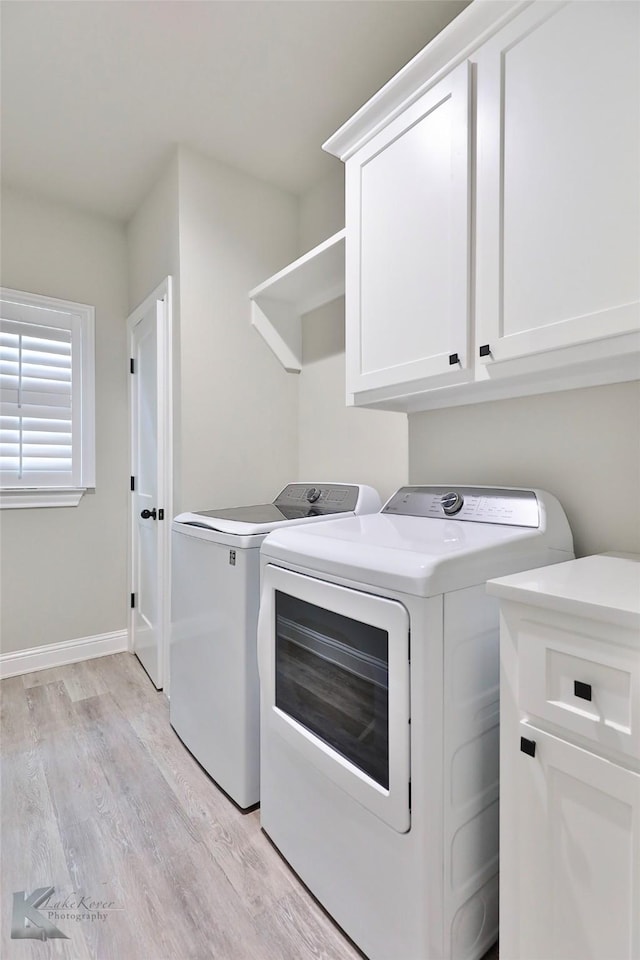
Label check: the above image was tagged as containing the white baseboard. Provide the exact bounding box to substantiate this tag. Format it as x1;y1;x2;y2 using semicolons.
0;629;129;680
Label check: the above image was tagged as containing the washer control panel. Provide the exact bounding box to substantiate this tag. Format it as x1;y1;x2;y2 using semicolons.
275;483;359;514
383;486;540;527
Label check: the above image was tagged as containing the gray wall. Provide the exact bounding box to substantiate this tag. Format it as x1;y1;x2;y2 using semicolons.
128;146;300;514
408;381;640;557
298;170;409;503
177;146;299;510
127;152;183;509
127;152;180;311
0;185;129;654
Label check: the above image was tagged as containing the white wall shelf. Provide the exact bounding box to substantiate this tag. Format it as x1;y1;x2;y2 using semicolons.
249;229;345;372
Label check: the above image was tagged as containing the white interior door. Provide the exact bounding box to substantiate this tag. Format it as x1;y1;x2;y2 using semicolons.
128;279;172;689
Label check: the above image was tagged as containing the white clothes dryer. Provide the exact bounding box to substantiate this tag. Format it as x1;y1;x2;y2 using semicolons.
257;485;574;960
169;482;380;810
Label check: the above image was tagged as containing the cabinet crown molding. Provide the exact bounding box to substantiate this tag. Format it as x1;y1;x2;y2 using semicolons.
323;0;531;161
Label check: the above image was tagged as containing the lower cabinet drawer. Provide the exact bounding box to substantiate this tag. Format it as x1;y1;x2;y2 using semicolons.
517;619;640;761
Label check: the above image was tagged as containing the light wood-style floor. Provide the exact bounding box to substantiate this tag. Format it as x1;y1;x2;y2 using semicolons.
1;653;499;960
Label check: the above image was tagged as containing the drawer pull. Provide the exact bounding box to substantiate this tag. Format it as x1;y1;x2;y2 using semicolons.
520;737;536;758
574;680;592;701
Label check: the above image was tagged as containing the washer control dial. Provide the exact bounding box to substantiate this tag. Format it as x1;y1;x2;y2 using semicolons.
305;487;322;503
441;491;464;515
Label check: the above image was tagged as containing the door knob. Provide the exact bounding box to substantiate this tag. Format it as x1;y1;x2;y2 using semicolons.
140;508;157;520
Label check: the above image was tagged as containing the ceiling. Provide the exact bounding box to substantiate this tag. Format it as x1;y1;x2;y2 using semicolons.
0;0;470;223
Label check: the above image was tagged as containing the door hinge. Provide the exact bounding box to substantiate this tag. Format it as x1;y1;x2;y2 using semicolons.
130;476;135;492
158;508;164;520
130;358;135;373
130;592;135;609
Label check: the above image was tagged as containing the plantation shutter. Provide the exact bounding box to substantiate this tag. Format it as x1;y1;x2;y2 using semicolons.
0;318;75;486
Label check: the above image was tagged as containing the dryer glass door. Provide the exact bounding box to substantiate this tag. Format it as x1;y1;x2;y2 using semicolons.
259;565;411;833
276;591;390;789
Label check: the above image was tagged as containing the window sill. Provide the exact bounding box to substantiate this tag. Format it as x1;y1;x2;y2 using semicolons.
0;488;87;509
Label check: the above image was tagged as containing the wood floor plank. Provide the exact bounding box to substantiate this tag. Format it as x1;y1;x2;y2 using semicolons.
59;660;110;703
0;744;92;958
30;689;209;958
128;694;302;917
25;683;103;827
73;693;204;853
25;680;77;738
203;816;301;917
0;674;33;753
57;804;225;960
126;696;238;829
89;652;162;716
22;666;65;689
253;889;363;960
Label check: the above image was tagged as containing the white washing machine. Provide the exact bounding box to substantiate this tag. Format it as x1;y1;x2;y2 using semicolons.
169;482;380;810
257;485;574;960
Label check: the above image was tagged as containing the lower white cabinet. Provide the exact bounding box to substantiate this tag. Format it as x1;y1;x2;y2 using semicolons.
516;723;640;960
488;554;640;960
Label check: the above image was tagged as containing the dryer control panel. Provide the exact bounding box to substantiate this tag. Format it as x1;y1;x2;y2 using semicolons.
382;486;540;527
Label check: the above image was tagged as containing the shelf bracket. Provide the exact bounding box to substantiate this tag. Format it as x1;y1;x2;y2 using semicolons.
248;229;345;373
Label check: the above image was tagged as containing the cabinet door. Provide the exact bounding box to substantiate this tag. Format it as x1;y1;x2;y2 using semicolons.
476;1;640;367
345;61;471;401
517;722;640;960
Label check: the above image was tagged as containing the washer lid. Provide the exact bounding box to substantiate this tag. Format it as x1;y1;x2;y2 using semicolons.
172;482;381;537
260;488;574;597
173;508;350;537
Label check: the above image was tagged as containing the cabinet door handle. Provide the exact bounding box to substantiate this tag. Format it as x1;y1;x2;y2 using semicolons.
479;344;491;358
574;680;592;701
520;737;536;758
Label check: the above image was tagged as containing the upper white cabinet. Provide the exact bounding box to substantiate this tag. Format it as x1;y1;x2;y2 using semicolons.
345;61;472;402
475;0;640;372
325;0;640;411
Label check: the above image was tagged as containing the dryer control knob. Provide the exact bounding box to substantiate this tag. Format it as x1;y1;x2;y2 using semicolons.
441;491;464;515
306;487;322;503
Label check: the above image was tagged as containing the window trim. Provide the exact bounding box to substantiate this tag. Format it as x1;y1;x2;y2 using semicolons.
0;287;95;508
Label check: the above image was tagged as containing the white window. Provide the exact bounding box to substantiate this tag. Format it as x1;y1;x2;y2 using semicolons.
0;287;95;508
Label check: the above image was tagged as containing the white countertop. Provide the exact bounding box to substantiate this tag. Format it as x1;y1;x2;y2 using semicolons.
487;553;640;630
